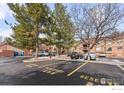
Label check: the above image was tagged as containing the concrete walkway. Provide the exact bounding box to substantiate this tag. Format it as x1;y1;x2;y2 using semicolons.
23;55;71;63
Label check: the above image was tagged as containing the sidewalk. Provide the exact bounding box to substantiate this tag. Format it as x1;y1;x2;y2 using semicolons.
76;58;124;66
0;56;32;64
0;57;20;64
23;55;71;63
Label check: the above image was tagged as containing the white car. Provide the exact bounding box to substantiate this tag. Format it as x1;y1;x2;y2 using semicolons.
33;51;49;57
84;52;96;60
38;51;49;56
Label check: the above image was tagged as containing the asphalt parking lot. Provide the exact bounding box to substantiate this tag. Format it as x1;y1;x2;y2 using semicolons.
0;59;124;85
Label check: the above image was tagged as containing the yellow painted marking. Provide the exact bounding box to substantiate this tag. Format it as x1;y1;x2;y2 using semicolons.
84;75;90;80
94;78;100;83
50;72;57;75
86;82;93;85
45;67;52;70
107;81;113;86
89;77;94;82
45;67;64;73
117;65;124;71
46;70;52;74
30;63;38;66
67;61;89;77
25;64;33;67
42;70;48;72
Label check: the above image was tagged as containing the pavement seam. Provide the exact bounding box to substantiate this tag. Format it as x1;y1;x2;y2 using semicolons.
67;61;89;77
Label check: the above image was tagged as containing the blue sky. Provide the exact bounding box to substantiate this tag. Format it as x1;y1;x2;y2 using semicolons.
0;3;124;39
0;3;15;38
0;3;57;39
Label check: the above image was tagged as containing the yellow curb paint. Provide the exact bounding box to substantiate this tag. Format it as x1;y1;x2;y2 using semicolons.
67;61;89;77
117;65;124;71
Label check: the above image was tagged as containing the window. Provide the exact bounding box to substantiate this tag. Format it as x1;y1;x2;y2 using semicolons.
117;40;123;45
117;46;123;50
107;47;112;51
96;47;101;51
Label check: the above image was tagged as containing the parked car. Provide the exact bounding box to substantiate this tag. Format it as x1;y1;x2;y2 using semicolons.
70;52;83;59
99;53;106;58
38;51;49;57
67;52;72;57
84;52;96;60
49;52;56;56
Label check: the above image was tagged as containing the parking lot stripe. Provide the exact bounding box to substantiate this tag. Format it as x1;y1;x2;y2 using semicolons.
25;64;33;67
30;63;38;66
42;70;48;72
50;72;57;75
38;61;66;68
67;61;89;77
117;65;124;71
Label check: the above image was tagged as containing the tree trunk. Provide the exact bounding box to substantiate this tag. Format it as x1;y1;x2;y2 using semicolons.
104;39;106;55
29;49;33;56
49;45;52;59
34;12;39;59
58;47;61;56
87;44;91;61
35;42;39;59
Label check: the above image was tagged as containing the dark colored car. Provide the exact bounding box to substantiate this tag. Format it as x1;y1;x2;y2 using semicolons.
70;52;83;59
49;52;56;56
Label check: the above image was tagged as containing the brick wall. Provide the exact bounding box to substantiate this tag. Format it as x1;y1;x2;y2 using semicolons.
2;50;14;57
0;50;14;57
0;52;2;57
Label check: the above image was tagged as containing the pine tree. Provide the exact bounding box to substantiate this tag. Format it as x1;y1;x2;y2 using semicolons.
7;3;50;58
54;3;75;55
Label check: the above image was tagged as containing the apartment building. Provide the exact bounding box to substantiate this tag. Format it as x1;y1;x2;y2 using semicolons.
70;35;124;58
0;43;24;57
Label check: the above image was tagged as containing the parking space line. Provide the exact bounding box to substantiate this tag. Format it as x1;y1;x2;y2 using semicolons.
25;63;38;68
25;64;33;67
41;67;64;75
42;70;48;72
117;65;124;71
30;63;38;66
67;61;89;77
38;61;66;68
50;72;57;75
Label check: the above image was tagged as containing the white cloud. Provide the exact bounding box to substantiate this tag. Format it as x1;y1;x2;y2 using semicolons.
0;29;13;38
0;3;13;19
0;11;6;19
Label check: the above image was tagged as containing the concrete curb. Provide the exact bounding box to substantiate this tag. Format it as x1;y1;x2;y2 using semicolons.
23;57;71;63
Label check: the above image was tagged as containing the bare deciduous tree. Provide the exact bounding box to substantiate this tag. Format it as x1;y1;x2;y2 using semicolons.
71;4;124;59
